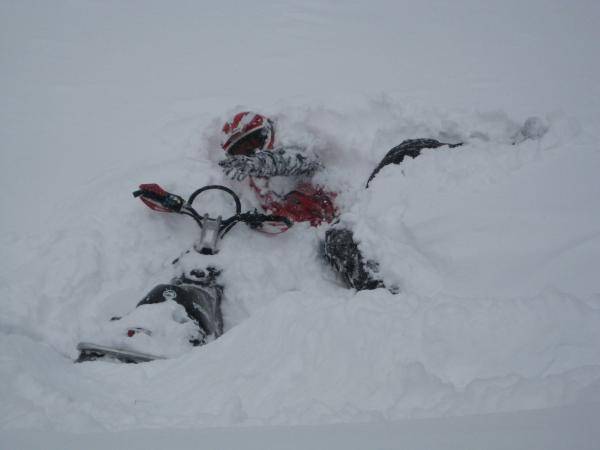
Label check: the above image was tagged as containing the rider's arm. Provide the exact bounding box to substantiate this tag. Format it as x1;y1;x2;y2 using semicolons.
219;146;322;181
366;139;463;187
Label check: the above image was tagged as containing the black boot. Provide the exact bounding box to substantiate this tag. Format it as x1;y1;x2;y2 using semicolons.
323;228;385;291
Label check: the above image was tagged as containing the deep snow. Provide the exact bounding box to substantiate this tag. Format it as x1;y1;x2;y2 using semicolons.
3;402;600;450
2;0;600;449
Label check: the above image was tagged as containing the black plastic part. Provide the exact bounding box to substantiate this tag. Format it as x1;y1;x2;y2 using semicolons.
138;283;223;337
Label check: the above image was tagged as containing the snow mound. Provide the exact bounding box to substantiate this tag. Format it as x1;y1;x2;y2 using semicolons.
2;100;600;431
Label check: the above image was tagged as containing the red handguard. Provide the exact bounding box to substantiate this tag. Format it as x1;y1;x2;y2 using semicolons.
137;183;181;213
139;183;168;197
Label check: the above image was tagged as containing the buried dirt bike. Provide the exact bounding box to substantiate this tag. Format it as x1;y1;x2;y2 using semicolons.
76;184;291;363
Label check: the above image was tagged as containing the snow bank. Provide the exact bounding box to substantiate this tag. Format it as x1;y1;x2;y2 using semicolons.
2;0;600;446
2;101;600;432
4;402;600;450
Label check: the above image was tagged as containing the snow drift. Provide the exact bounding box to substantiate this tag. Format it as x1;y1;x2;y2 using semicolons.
2;1;600;448
2;102;600;432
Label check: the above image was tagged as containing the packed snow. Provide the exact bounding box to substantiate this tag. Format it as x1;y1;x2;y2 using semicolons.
2;1;600;449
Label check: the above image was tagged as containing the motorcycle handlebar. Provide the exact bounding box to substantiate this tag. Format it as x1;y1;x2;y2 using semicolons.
135;184;292;233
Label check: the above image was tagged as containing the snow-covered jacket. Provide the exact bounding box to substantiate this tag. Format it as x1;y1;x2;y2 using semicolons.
218;146;322;181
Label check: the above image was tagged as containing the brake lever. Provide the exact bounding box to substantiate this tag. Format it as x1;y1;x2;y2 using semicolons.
240;211;293;229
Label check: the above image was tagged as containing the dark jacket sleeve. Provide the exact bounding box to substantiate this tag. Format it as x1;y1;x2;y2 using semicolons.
366;139;463;187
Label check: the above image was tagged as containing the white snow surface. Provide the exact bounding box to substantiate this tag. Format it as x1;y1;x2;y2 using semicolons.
2;0;600;448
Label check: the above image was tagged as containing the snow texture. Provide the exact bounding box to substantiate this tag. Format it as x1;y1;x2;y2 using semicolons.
1;0;600;448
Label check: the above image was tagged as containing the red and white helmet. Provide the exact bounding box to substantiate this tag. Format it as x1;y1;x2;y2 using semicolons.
221;111;275;156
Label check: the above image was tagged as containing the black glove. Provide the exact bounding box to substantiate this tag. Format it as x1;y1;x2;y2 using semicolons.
239;210;293;229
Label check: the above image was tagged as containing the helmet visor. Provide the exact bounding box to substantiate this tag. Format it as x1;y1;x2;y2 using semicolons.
227;129;268;156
